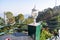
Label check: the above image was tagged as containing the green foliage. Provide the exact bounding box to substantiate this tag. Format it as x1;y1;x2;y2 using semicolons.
5;12;13;15
58;14;60;28
5;12;16;25
15;16;19;23
23;17;34;24
17;13;25;24
0;17;4;25
40;29;52;40
18;13;24;21
5;12;13;18
41;21;47;26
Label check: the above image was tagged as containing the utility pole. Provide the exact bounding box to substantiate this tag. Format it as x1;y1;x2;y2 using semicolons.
55;0;57;12
4;12;6;25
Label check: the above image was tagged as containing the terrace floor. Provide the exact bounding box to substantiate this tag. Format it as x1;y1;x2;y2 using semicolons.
0;32;33;40
0;32;60;40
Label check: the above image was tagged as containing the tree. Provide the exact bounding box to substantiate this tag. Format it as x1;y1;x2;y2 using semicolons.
5;12;13;19
57;14;60;28
8;17;15;25
44;8;53;20
23;17;34;24
36;8;60;31
36;8;53;22
15;16;19;24
18;13;24;24
0;17;4;25
5;12;15;25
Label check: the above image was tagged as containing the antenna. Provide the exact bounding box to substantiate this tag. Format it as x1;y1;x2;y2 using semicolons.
55;0;57;6
55;0;57;13
34;4;36;9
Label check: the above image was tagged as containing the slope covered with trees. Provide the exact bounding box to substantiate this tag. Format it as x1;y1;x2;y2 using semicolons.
36;5;60;30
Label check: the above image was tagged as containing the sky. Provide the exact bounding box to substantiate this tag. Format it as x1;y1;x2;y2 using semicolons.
0;0;60;18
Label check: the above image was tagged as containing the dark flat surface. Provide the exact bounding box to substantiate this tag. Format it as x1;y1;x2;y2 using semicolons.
0;32;33;40
12;32;28;36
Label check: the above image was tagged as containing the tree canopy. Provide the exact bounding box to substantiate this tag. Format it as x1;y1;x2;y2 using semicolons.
18;13;24;21
5;12;13;19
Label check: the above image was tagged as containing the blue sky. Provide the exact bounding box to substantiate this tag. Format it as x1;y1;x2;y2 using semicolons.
0;0;60;18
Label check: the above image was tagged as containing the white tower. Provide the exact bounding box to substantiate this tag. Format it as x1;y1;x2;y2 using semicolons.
31;5;38;24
